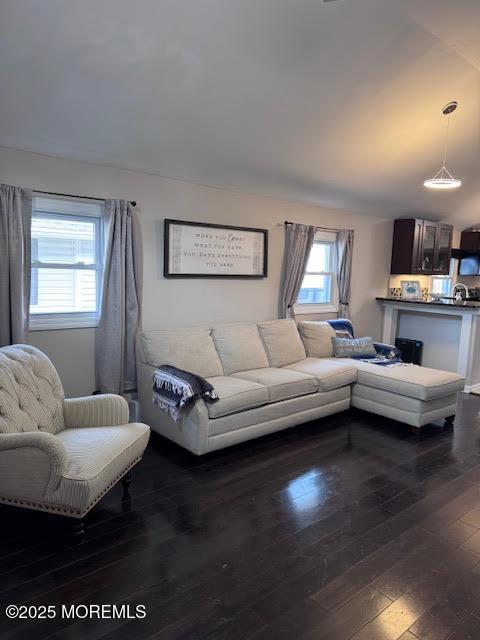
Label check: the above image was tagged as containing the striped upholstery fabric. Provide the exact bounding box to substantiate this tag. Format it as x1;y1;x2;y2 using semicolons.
0;431;67;499
0;345;64;434
53;424;149;514
0;344;150;519
64;394;129;428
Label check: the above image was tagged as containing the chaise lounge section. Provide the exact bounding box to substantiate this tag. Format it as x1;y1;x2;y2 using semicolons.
137;319;464;454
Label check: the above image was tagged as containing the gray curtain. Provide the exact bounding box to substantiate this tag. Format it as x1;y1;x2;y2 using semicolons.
96;200;143;394
279;223;315;318
0;185;32;346
336;229;354;319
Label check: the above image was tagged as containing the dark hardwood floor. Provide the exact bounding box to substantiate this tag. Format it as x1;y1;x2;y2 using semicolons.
3;394;480;640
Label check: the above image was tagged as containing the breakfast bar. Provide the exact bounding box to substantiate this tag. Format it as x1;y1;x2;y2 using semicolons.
376;297;480;393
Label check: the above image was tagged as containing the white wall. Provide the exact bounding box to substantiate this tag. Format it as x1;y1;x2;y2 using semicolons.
0;147;393;396
397;311;461;373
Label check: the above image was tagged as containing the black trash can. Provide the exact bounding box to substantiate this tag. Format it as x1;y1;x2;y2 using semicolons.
395;338;423;365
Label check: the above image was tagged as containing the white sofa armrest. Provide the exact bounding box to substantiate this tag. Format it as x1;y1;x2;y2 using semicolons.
137;362;209;454
63;394;130;428
0;431;68;498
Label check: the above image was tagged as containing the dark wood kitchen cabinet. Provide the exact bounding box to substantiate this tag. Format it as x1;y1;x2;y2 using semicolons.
460;230;480;252
436;223;454;273
390;218;453;275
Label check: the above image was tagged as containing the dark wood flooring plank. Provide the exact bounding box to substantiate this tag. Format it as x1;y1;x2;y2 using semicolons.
2;395;480;640
302;587;392;640
409;562;480;640
447;613;480;640
309;475;479;612
439;519;479;547
350;546;480;640
372;530;450;600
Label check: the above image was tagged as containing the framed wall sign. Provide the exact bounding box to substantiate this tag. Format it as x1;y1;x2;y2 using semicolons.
164;219;268;278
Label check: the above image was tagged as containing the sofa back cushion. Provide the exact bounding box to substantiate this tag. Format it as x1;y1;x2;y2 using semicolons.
258;319;306;367
0;345;65;434
212;324;269;375
298;321;336;358
137;329;224;378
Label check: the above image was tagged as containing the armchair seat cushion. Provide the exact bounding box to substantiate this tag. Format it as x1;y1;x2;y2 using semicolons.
232;368;317;402
284;358;357;391
54;423;150;515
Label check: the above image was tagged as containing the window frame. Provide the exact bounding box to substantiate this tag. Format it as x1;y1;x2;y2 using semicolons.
294;230;339;315
29;200;105;331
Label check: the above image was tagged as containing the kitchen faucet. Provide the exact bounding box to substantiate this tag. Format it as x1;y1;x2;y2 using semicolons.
452;283;470;299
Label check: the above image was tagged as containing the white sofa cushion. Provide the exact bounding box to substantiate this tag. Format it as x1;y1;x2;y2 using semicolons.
258;319;306;367
209;386;350;436
347;361;465;401
205;376;269;418
212;324;269;375
284;357;357;391
137;329;223;378
232;367;317;403
298;321;336;358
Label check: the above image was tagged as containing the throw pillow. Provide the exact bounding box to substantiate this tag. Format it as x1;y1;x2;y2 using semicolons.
332;336;377;358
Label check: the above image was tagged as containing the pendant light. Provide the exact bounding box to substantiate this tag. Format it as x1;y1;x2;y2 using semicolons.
424;101;462;190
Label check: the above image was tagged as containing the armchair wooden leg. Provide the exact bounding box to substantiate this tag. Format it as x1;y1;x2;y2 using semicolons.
122;471;132;499
73;519;85;544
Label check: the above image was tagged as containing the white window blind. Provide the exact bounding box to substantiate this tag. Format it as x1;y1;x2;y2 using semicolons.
29;196;105;330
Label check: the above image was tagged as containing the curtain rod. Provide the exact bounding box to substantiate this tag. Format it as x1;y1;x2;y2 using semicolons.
283;220;343;232
34;189;136;207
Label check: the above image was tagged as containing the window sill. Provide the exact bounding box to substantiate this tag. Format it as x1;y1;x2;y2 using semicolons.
294;304;338;315
29;314;99;331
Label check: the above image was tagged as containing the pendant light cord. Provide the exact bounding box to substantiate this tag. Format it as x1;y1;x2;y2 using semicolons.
442;113;451;168
424;101;461;189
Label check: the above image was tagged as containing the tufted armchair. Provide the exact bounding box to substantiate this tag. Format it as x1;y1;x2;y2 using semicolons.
0;344;150;539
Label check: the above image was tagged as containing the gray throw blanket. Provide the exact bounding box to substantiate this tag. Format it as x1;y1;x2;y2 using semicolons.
153;365;219;422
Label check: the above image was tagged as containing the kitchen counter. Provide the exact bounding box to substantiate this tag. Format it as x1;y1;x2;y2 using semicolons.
376;297;480;392
377;297;480;309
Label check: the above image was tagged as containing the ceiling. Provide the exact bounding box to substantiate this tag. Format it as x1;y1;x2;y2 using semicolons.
0;0;479;226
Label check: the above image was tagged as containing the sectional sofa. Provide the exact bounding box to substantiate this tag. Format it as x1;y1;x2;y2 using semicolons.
136;319;464;455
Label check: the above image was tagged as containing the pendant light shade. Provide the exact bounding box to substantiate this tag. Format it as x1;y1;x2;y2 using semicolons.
424;101;462;190
424;167;462;190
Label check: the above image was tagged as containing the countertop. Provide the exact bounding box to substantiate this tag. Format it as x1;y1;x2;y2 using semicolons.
376;297;480;309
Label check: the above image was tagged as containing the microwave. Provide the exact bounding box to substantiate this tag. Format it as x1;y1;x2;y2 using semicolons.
459;254;480;275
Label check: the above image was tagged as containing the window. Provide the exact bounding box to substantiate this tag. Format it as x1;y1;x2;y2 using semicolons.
431;276;451;297
29;196;104;330
295;230;338;314
431;258;455;298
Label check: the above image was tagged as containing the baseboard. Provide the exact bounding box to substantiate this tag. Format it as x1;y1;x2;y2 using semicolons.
466;383;480;396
